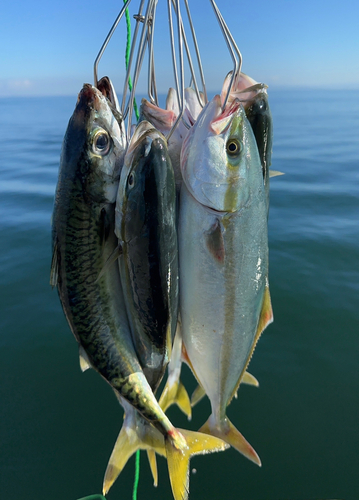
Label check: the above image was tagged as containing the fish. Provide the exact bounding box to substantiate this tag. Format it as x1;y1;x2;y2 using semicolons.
115;119;179;392
50;83;225;500
104;119;229;500
140;87;203;194
178;94;273;464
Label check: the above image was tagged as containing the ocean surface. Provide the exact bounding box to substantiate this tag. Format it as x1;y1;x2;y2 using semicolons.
0;89;358;500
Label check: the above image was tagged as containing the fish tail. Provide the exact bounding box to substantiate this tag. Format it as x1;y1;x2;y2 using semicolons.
159;378;192;420
165;428;229;500
199;415;261;466
102;417;165;495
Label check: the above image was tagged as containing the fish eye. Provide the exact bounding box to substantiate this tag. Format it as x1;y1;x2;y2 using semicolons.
128;172;135;188
93;129;110;155
226;138;241;157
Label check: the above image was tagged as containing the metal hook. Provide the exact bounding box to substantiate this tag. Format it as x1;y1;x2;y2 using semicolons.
209;0;242;111
93;0;133;88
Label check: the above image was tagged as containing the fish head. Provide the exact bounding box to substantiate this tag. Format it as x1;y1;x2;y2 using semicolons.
140;98;177;136
63;83;126;204
116;121;173;244
245;90;273;179
181;94;262;213
221;71;268;110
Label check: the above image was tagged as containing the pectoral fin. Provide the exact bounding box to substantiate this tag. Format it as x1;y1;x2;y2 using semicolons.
205;218;225;263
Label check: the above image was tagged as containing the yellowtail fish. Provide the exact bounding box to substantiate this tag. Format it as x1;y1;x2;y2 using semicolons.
179;95;273;464
103;120;229;500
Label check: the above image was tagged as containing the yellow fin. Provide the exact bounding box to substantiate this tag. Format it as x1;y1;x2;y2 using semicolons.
269;169;284;177
191;384;206;407
79;345;91;372
229;284;273;403
165;429;229;500
256;283;274;339
103;420;166;495
192;371;258;408
159;380;192;420
146;450;158;487
241;371;259;387
199;416;261;466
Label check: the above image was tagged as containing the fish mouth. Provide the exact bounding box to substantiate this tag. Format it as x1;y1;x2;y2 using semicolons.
210;98;242;135
76;84;103;112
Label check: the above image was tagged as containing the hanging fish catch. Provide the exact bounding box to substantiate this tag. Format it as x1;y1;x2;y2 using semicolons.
51;1;282;499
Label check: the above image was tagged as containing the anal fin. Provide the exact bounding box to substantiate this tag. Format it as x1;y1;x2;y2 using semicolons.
159;379;192;420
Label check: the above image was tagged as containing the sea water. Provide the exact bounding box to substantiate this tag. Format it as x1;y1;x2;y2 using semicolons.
0;89;358;500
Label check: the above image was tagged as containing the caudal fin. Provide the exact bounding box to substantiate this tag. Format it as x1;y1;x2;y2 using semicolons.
165;429;229;500
159;379;192;420
103;418;165;495
199;416;261;466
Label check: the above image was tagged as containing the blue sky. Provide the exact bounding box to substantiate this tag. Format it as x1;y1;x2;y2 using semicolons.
1;0;359;97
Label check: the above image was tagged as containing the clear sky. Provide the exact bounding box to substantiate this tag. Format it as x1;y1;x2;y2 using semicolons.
1;0;359;97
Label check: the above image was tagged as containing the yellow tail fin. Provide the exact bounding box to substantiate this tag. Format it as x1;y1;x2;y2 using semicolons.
103;418;165;495
165;429;229;500
199;416;261;466
159;379;192;420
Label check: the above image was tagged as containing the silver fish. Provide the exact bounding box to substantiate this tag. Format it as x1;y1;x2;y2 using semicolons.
179;95;273;464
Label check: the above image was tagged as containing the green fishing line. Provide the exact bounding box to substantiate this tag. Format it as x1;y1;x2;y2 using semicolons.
124;0;139;121
132;450;141;500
